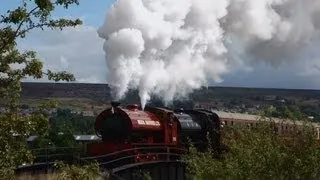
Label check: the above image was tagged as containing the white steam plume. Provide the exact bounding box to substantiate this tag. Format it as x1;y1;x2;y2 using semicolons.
98;0;320;109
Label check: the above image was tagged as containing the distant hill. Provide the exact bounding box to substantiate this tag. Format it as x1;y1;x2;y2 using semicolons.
20;82;320;121
21;82;320;104
21;82;320;100
21;82;112;101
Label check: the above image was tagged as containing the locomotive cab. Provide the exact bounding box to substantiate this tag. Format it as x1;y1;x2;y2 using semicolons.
144;106;205;147
176;109;222;152
173;110;202;146
144;106;180;146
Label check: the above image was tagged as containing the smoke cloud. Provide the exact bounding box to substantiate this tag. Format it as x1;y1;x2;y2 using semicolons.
98;0;320;109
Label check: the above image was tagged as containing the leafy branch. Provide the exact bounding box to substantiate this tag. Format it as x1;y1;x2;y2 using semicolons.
0;0;83;178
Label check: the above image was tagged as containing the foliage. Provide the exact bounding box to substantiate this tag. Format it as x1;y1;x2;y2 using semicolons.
264;105;308;121
54;162;100;180
0;0;82;178
15;173;58;180
183;120;320;180
51;108;95;134
133;169;153;180
31;129;77;149
29;108;96;155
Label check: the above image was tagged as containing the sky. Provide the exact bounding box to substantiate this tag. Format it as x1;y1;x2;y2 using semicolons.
1;0;320;90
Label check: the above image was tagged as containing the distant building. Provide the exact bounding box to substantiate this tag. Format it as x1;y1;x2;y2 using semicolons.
265;95;276;101
26;134;101;151
309;116;315;120
195;101;218;110
82;111;94;117
71;110;81;115
26;134;101;143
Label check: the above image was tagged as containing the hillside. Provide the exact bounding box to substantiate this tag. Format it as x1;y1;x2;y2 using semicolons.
21;82;111;100
21;82;320;100
20;82;320;121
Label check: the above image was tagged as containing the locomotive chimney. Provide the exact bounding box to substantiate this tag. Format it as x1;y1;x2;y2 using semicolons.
111;101;121;107
111;101;120;114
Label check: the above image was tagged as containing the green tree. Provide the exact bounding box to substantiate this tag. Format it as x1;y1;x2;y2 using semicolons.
50;108;95;134
0;0;82;178
263;105;308;121
32;129;77;150
184;116;320;179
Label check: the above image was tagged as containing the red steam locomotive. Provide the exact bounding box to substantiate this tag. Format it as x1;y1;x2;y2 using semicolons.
85;102;320;165
87;102;222;162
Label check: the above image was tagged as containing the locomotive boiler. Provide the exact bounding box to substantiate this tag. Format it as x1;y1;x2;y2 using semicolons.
89;103;163;156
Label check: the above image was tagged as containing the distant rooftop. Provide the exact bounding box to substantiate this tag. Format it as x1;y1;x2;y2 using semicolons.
213;110;320;127
27;135;101;142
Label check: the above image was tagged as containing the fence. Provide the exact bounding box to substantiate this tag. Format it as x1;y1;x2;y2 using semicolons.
16;145;186;175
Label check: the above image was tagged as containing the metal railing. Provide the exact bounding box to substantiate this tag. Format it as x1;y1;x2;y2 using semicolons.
16;145;186;174
81;146;185;169
82;146;184;161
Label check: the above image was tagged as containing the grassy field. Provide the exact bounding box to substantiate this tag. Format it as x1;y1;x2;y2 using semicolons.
21;97;110;112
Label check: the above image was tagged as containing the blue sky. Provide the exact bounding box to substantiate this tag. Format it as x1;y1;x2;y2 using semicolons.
1;0;113;26
1;0;320;90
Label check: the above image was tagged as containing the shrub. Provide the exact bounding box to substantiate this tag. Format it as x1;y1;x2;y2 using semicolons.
184;121;320;180
54;162;100;180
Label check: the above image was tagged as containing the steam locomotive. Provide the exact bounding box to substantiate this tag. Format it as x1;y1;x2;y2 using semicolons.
87;102;222;162
86;102;320;164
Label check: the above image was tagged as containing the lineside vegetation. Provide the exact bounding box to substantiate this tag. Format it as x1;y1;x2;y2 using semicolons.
183;115;320;180
0;0;101;179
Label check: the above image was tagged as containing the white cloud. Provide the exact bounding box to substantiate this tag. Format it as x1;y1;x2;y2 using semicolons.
14;24;320;90
298;62;320;77
18;25;107;84
219;59;320;90
59;56;69;70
